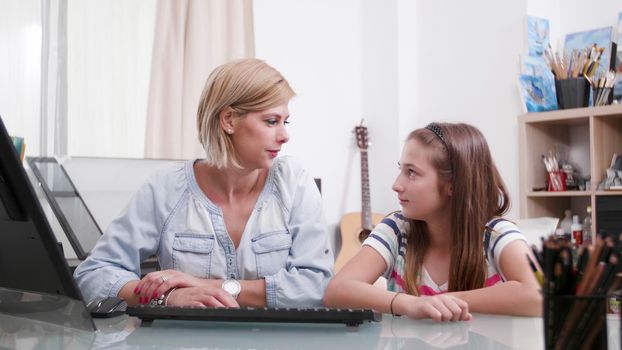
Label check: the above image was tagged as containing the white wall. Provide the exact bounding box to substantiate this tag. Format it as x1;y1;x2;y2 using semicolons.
396;1;418;142
255;0;527;242
0;0;41;153
414;1;527;220
560;0;621;40
254;0;403;250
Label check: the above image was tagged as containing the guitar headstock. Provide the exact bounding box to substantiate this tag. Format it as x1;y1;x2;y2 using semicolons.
354;123;369;150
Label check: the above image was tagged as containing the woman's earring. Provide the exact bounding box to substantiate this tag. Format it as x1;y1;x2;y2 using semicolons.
226;129;233;134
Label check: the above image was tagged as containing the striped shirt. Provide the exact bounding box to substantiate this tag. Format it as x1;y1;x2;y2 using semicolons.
363;212;527;295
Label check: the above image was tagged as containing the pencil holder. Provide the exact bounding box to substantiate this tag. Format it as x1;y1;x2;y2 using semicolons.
592;87;614;107
555;78;590;109
543;294;607;350
547;171;567;191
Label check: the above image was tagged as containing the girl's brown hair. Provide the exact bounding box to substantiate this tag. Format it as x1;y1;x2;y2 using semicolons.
403;122;510;294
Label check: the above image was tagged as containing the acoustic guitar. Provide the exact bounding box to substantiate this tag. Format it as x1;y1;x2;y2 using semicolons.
334;122;383;273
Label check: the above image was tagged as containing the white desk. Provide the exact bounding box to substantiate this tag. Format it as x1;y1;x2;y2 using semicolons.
0;312;544;350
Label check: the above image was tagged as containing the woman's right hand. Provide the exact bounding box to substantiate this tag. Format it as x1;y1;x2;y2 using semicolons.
398;294;471;322
165;286;239;308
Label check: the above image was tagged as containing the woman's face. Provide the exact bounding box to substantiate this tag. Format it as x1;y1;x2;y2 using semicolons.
230;103;290;170
392;139;451;221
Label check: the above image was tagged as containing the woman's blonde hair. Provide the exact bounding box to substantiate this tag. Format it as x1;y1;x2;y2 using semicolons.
403;122;510;295
196;58;295;168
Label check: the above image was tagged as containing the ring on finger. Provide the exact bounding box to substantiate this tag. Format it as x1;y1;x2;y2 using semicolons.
161;275;168;283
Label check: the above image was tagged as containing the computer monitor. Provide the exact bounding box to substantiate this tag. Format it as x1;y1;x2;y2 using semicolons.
26;157;103;260
0;116;95;331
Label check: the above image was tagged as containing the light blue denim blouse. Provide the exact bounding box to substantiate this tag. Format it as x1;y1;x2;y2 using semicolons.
73;156;334;307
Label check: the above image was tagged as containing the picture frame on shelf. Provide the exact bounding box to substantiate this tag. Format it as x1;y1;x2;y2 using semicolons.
564;26;614;79
613;12;622;100
518;73;558;112
526;16;550;57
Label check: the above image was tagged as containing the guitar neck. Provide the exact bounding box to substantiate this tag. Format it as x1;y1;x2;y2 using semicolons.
360;149;372;230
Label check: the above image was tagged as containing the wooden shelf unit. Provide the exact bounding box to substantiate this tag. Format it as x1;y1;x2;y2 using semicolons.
518;105;622;232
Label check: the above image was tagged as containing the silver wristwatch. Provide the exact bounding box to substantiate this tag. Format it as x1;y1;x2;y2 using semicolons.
221;279;241;299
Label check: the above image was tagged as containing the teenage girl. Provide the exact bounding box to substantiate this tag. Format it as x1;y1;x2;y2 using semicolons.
324;122;542;321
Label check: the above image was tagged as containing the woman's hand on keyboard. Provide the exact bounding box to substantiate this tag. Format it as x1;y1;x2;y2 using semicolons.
135;269;213;304
165;286;240;308
398;294;471;322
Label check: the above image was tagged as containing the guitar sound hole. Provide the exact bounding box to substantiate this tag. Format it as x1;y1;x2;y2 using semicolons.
358;229;371;244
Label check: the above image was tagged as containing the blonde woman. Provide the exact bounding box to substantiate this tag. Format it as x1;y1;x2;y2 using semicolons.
75;58;333;308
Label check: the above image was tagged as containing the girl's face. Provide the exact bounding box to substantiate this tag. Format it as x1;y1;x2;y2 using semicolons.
230;104;290;170
392;139;451;221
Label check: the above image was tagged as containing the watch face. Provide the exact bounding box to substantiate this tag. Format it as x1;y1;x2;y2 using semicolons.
222;279;241;297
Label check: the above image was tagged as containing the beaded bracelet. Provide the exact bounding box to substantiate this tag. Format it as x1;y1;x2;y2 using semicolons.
149;287;177;306
164;287;177;306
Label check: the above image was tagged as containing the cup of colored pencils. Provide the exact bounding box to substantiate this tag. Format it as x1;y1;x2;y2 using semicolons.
536;233;622;350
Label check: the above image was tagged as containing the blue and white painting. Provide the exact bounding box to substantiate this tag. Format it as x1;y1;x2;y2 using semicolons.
614;12;622;100
521;55;553;77
564;26;613;78
519;74;558;112
527;16;550;57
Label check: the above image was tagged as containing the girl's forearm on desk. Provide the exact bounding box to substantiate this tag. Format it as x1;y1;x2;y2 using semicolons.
450;281;542;316
324;278;395;313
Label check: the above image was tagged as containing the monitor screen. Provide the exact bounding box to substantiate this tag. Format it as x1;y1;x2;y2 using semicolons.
0;117;85;302
27;157;103;259
0;117;96;331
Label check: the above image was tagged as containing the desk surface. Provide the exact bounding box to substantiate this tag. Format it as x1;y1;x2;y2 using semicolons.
0;312;544;350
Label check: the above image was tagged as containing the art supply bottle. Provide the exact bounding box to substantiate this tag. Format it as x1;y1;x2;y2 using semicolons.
583;205;593;245
560;209;573;242
571;215;583;248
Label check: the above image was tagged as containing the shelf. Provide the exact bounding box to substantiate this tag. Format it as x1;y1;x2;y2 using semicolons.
519;105;622;233
526;191;591;198
519;104;622;123
594;190;622;196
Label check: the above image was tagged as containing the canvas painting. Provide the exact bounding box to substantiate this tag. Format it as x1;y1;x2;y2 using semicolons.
521;55;552;77
519;55;557;112
564;26;614;78
518;74;558;113
614;12;622;100
527;16;550;57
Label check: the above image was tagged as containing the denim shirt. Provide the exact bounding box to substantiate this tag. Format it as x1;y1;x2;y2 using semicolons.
73;156;334;307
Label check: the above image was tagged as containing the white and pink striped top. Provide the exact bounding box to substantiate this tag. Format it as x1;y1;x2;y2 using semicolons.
363;212;527;295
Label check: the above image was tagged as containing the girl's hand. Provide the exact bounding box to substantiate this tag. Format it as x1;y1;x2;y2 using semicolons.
165;286;239;308
134;269;213;304
401;294;471;322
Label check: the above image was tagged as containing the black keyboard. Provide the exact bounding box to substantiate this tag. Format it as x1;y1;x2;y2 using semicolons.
126;305;381;327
